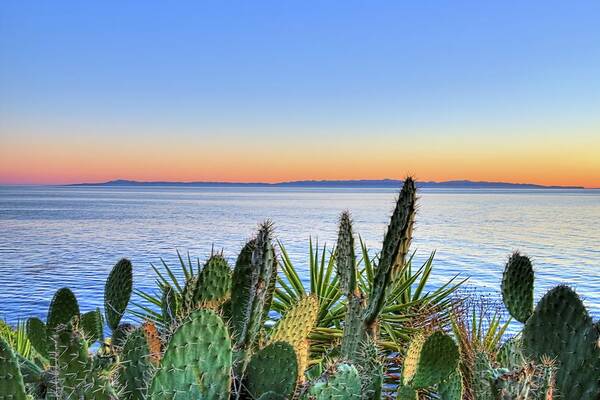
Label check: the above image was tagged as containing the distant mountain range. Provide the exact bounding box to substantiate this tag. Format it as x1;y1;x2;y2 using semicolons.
70;179;585;189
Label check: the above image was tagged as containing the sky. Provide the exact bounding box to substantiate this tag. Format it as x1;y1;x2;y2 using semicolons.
1;1;599;187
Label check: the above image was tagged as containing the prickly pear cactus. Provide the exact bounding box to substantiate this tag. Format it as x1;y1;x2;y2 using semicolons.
304;363;362;400
396;384;417;400
268;294;319;379
497;337;524;369
402;331;459;389
111;323;136;350
472;351;496;400
47;287;80;331
501;252;534;323
522;285;600;400
161;285;180;326
149;309;232;400
194;254;232;308
51;323;90;398
257;392;286;400
81;308;104;344
120;329;155;400
245;341;298;399
26;316;49;359
0;337;27;400
105;258;133;331
438;369;463;400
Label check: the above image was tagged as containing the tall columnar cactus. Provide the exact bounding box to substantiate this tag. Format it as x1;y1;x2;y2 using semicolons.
0;337;27;400
401;331;459;389
501;252;534;323
149;309;232;400
105;258;133;332
303;363;362;400
267;294;319;379
522;285;600;400
245;341;299;399
336;178;417;363
231;222;276;371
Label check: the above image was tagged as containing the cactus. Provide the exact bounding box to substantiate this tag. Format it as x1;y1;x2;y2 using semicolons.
501;252;534;323
26;317;48;359
230;222;276;370
335;178;417;363
105;258;133;331
268;294;319;380
51;323;91;398
81;308;104;344
47;287;80;331
111;323;136;350
355;338;384;400
194;254;232;308
497;337;524;369
396;384;417;400
401;331;459;389
0;337;27;400
160;285;180;326
120;329;155;400
438;369;463;400
257;392;286;400
149;309;232;400
245;341;298;399
303;363;362;399
522;285;600;400
472;351;495;400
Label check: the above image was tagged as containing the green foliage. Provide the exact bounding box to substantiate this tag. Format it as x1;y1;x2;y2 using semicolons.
501;252;534;323
105;258;133;331
194;254;232;307
149;309;232;400
0;336;27;400
245;341;298;399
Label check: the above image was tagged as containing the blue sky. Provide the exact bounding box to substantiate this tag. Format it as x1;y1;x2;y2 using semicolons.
1;1;599;186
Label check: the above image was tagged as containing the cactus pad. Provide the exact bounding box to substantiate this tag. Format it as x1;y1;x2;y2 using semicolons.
149;309;232;400
497;337;524;369
105;258;133;331
26;317;49;359
0;337;27;400
304;363;362;399
81;308;104;343
257;392;286;400
112;323;136;349
501;252;534;323
438;369;463;400
120;329;155;400
396;384;417;400
52;323;91;398
245;341;298;399
522;285;600;400
47;287;80;331
194;254;232;307
268;294;319;378
402;331;459;389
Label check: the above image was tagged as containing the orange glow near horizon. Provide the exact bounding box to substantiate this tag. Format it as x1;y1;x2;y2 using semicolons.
1;124;599;188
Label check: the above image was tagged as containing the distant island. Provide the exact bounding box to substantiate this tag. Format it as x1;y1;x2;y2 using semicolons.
70;179;585;189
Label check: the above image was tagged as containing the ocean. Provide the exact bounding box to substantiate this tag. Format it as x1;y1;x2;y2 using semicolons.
0;185;598;324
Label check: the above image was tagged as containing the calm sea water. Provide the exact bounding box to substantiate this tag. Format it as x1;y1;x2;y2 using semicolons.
0;185;598;325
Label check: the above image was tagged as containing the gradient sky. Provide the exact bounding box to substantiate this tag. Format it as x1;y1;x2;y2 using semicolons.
1;2;599;187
